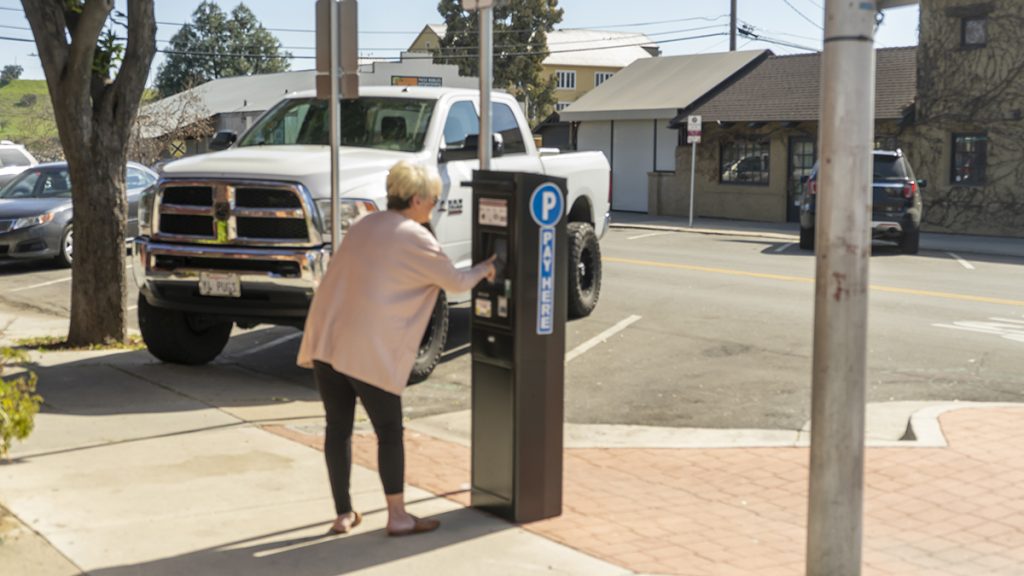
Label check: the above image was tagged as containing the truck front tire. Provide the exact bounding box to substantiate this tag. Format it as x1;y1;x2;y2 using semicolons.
137;292;233;365
409;291;449;384
567;222;602;318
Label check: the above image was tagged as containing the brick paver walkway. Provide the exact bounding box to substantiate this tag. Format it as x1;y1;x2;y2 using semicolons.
267;406;1024;575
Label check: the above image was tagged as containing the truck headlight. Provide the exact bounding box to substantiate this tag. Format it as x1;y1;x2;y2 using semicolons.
315;199;377;240
138;186;155;236
12;212;55;231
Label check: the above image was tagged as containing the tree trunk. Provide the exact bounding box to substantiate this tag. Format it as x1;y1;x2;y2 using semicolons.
21;0;156;347
65;145;129;346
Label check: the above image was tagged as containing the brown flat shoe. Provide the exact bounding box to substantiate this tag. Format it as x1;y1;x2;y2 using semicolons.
387;515;440;537
327;511;362;535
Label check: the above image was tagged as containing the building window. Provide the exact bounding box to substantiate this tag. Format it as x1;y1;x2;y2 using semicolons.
595;72;614;87
874;135;899;150
962;17;987;47
720;139;770;185
951;133;987;185
556;70;576;90
555;102;571;112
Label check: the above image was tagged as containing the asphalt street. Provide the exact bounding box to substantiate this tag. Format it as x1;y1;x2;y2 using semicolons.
1;226;1022;431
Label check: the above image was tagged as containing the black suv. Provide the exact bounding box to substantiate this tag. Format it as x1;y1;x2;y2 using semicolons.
798;149;925;254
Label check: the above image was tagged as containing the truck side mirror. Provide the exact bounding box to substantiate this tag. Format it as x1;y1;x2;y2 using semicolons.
209;130;237;151
439;133;503;163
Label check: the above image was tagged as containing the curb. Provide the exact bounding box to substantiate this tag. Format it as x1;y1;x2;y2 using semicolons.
609;222;799;242
403;402;1024;451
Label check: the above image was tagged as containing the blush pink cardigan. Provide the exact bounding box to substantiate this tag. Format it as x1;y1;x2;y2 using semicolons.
297;210;485;396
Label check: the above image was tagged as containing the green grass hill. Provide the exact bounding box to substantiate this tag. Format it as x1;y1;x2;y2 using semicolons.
0;79;61;160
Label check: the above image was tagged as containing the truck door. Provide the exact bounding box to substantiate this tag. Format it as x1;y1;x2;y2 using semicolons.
435;99;480;270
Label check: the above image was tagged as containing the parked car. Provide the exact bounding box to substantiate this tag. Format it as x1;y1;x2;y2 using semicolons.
0;141;38;187
0;161;158;267
798;149;925;254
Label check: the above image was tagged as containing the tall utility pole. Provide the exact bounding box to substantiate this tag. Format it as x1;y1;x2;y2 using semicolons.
730;0;737;51
805;0;876;574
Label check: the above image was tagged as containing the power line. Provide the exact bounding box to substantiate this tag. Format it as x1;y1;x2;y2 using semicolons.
779;0;824;30
156;31;730;62
739;20;820;43
561;15;730;30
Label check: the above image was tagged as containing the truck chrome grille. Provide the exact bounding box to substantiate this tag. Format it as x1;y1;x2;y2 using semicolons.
162;186;213;206
159;214;214;236
154;180;320;246
235;188;302;208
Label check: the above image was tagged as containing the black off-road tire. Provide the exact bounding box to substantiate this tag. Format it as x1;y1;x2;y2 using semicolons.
137;292;233;365
567;222;602;319
799;225;814;251
900;222;920;255
56;224;73;268
409;291;449;384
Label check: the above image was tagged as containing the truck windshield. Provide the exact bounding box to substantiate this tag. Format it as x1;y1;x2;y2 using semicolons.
238;97;435;152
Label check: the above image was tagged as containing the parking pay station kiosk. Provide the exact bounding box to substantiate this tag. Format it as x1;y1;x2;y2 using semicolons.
469;170;567;523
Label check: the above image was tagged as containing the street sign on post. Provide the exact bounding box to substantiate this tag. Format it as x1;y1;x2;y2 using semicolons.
686;115;702;144
315;0;359;101
687;115;700;227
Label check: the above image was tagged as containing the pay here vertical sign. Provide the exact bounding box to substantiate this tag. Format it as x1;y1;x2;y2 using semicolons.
530;183;565;335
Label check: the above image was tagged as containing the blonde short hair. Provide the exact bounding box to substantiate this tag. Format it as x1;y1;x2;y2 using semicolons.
386;160;441;210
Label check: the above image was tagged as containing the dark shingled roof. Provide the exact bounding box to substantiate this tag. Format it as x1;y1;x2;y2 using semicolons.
686;46;916;123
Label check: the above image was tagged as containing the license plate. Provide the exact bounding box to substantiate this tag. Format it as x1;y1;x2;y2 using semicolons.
198;272;241;298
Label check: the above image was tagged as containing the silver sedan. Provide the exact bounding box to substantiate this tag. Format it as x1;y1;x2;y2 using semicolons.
0;161;157;267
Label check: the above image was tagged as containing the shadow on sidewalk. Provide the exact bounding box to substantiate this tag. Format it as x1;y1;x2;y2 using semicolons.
86;508;510;576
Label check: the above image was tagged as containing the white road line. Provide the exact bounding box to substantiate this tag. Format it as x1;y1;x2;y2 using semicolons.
627;232;672;241
229;331;302;358
773;243;794;253
947;252;975;270
127;305;138;311
566;314;642;364
10;276;73;292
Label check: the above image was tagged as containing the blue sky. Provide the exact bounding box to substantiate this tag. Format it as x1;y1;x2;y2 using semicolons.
0;0;919;83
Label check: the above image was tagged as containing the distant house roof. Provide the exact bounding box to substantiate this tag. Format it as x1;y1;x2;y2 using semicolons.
418;25;656;68
680;46;917;124
544;29;658;68
154;70;316;119
559;50;770;122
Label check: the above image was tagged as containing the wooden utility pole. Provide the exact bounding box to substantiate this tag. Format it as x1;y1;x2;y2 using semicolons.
730;0;737;51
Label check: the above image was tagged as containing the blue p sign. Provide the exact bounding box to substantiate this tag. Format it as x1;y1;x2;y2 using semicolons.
529;183;564;228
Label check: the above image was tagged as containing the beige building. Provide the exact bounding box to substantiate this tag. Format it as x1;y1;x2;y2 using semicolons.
408;25;657;112
661;48;916;223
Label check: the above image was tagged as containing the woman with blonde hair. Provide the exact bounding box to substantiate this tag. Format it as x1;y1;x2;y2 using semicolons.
298;160;495;536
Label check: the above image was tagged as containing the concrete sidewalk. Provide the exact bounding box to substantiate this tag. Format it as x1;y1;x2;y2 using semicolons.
609;212;1024;260
0;348;626;576
3;346;1024;575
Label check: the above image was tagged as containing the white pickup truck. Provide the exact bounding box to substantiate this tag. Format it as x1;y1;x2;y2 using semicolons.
133;86;610;379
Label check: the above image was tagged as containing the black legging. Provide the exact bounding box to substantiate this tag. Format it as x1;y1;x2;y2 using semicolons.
313;361;405;515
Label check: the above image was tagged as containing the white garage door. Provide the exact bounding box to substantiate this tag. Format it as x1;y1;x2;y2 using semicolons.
612;120;653;212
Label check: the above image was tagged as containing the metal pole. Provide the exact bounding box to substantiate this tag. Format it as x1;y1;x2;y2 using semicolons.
805;0;876;574
688;143;696;227
329;0;341;252
730;0;737;51
479;5;493;171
